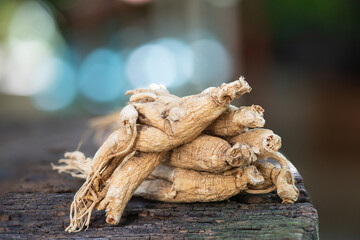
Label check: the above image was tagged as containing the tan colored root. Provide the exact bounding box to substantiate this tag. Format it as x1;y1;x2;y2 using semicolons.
63;76;253;232
55;141;297;224
134;78;251;138
206;105;265;137
58;128;296;231
212;77;251;103
227;129;283;195
65;105;138;233
134;178;174;202
138;152;298;204
63;82;251;232
150;162;175;182
166;134;255;173
88;84;177;141
155;164;264;201
245;153;299;203
264;152;299;203
244;185;277;194
136;165;264;202
134;124;175;152
88;79;251;149
134;78;252;152
226;143;257;167
97;151;166;225
54;77;302;233
244;161;278;194
52;151;92;179
55;153;295;204
229;128;282;157
141;175;192;203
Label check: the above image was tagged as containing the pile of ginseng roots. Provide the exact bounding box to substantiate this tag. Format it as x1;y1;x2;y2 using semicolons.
53;77;300;232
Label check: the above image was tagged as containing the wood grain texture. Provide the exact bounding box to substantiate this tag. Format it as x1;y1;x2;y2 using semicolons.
0;163;318;239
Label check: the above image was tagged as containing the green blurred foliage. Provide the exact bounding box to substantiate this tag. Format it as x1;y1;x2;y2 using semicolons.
0;1;19;41
266;0;359;40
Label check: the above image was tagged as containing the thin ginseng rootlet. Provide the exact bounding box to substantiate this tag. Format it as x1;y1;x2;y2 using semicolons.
53;77;300;232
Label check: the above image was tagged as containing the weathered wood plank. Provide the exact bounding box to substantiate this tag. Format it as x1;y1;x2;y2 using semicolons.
0;193;318;239
0;164;318;239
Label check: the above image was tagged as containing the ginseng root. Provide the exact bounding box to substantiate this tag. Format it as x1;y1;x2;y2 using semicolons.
246;154;299;203
97;151;166;225
60;78;251;232
206;105;265;137
229;131;298;202
263;152;299;203
52;151;92;179
228;128;282;157
132;77;251;141
56;151;299;204
134;164;264;202
133;78;252;152
91;78;252;153
62;105;138;233
54;77;302;233
88;84;178;141
89;80;254;143
166;134;256;173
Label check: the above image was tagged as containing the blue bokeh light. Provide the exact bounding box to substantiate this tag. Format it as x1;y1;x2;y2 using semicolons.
191;39;233;86
155;38;194;88
145;45;177;87
126;38;196;88
31;58;76;111
126;43;177;87
78;48;124;102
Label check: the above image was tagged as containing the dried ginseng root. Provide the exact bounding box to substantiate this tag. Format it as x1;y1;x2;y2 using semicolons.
228;128;282;157
97;151;166;225
134;164;264;202
88;84;179;142
228;129;298;202
89;82;257;143
133;77;252;152
88;84;178;141
52;151;92;179
54;151;299;204
246;152;299;203
54;151;166;226
56;104;139;233
58;78;252;232
91;78;252;153
205;105;265;137
166;134;256;173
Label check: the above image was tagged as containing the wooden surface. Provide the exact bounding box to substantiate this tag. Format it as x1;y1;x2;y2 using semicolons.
0;117;319;239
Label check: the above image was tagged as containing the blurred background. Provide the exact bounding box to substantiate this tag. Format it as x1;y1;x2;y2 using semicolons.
0;0;359;238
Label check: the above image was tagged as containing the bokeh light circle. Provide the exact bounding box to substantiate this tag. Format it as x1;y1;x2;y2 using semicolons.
78;48;124;102
7;0;56;43
32;58;76;111
191;39;233;86
155;38;194;87
126;44;177;87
